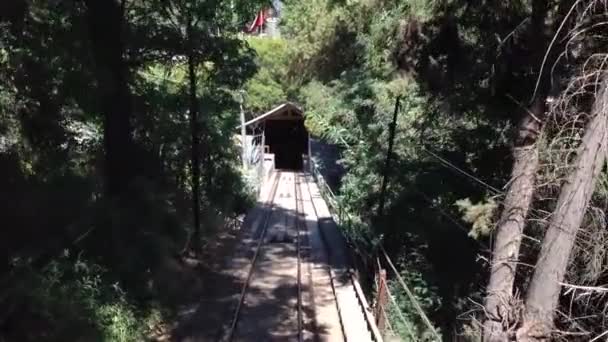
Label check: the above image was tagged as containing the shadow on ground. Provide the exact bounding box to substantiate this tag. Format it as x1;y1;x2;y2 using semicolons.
171;185;344;342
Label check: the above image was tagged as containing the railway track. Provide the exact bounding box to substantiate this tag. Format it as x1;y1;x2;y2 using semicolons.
294;173;306;341
294;172;323;342
223;171;377;342
224;170;282;341
302;173;379;342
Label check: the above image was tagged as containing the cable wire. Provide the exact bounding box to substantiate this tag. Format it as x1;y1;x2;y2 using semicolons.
419;146;503;195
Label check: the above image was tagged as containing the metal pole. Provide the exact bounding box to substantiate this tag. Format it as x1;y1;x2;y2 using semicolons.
377;96;401;219
240;91;247;169
308;134;312;173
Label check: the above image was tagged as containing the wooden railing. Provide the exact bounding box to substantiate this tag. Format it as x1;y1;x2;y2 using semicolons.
309;159;441;341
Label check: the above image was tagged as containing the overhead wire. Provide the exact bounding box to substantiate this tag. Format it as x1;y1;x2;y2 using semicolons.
403;117;561;241
413;144;559;250
418;145;503;195
417;144;554;231
406;181;491;251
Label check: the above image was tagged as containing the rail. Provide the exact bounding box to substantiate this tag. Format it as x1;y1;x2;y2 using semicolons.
224;171;281;341
309;160;373;261
294;173;305;342
300;172;349;340
309;161;381;341
225;171;323;341
309;159;442;341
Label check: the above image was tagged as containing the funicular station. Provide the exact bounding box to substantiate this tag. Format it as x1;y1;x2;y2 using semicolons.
239;102;310;182
223;103;382;342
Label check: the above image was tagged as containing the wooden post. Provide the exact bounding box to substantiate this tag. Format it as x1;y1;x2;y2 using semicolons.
377;96;401;220
375;269;389;335
308;134;312;173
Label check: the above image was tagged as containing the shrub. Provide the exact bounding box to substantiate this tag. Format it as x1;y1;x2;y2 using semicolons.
1;253;161;342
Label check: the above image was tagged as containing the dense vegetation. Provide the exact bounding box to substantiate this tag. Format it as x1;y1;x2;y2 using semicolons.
269;0;608;340
0;0;263;340
2;0;608;341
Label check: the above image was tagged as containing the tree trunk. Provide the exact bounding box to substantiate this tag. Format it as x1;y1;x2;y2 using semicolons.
84;0;134;197
483;1;560;340
483;141;540;341
187;21;201;252
516;76;608;342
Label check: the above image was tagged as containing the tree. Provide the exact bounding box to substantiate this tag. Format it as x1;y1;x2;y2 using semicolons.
243;37;290;113
516;75;608;341
0;0;264;339
84;0;135;196
145;0;260;252
482;2;572;339
186;18;202;252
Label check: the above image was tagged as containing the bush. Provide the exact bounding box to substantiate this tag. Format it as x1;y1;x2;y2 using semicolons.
1;253;162;342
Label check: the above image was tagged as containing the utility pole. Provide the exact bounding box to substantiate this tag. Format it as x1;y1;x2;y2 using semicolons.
377;95;401;219
239;90;247;169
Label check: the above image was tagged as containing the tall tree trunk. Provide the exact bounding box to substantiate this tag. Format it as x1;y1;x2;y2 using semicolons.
187;20;201;252
516;76;608;342
84;0;134;197
483;1;558;340
483;140;540;341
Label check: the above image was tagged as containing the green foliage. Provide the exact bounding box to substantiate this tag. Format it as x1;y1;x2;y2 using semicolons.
6;253;161;342
282;0;362;84
244;68;286;112
0;0;262;339
388;268;442;341
455;198;498;239
243;37;290;112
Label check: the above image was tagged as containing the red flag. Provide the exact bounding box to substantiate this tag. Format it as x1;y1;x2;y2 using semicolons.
246;9;266;33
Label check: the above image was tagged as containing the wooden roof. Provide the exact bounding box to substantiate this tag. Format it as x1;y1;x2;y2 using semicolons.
241;102;303;127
